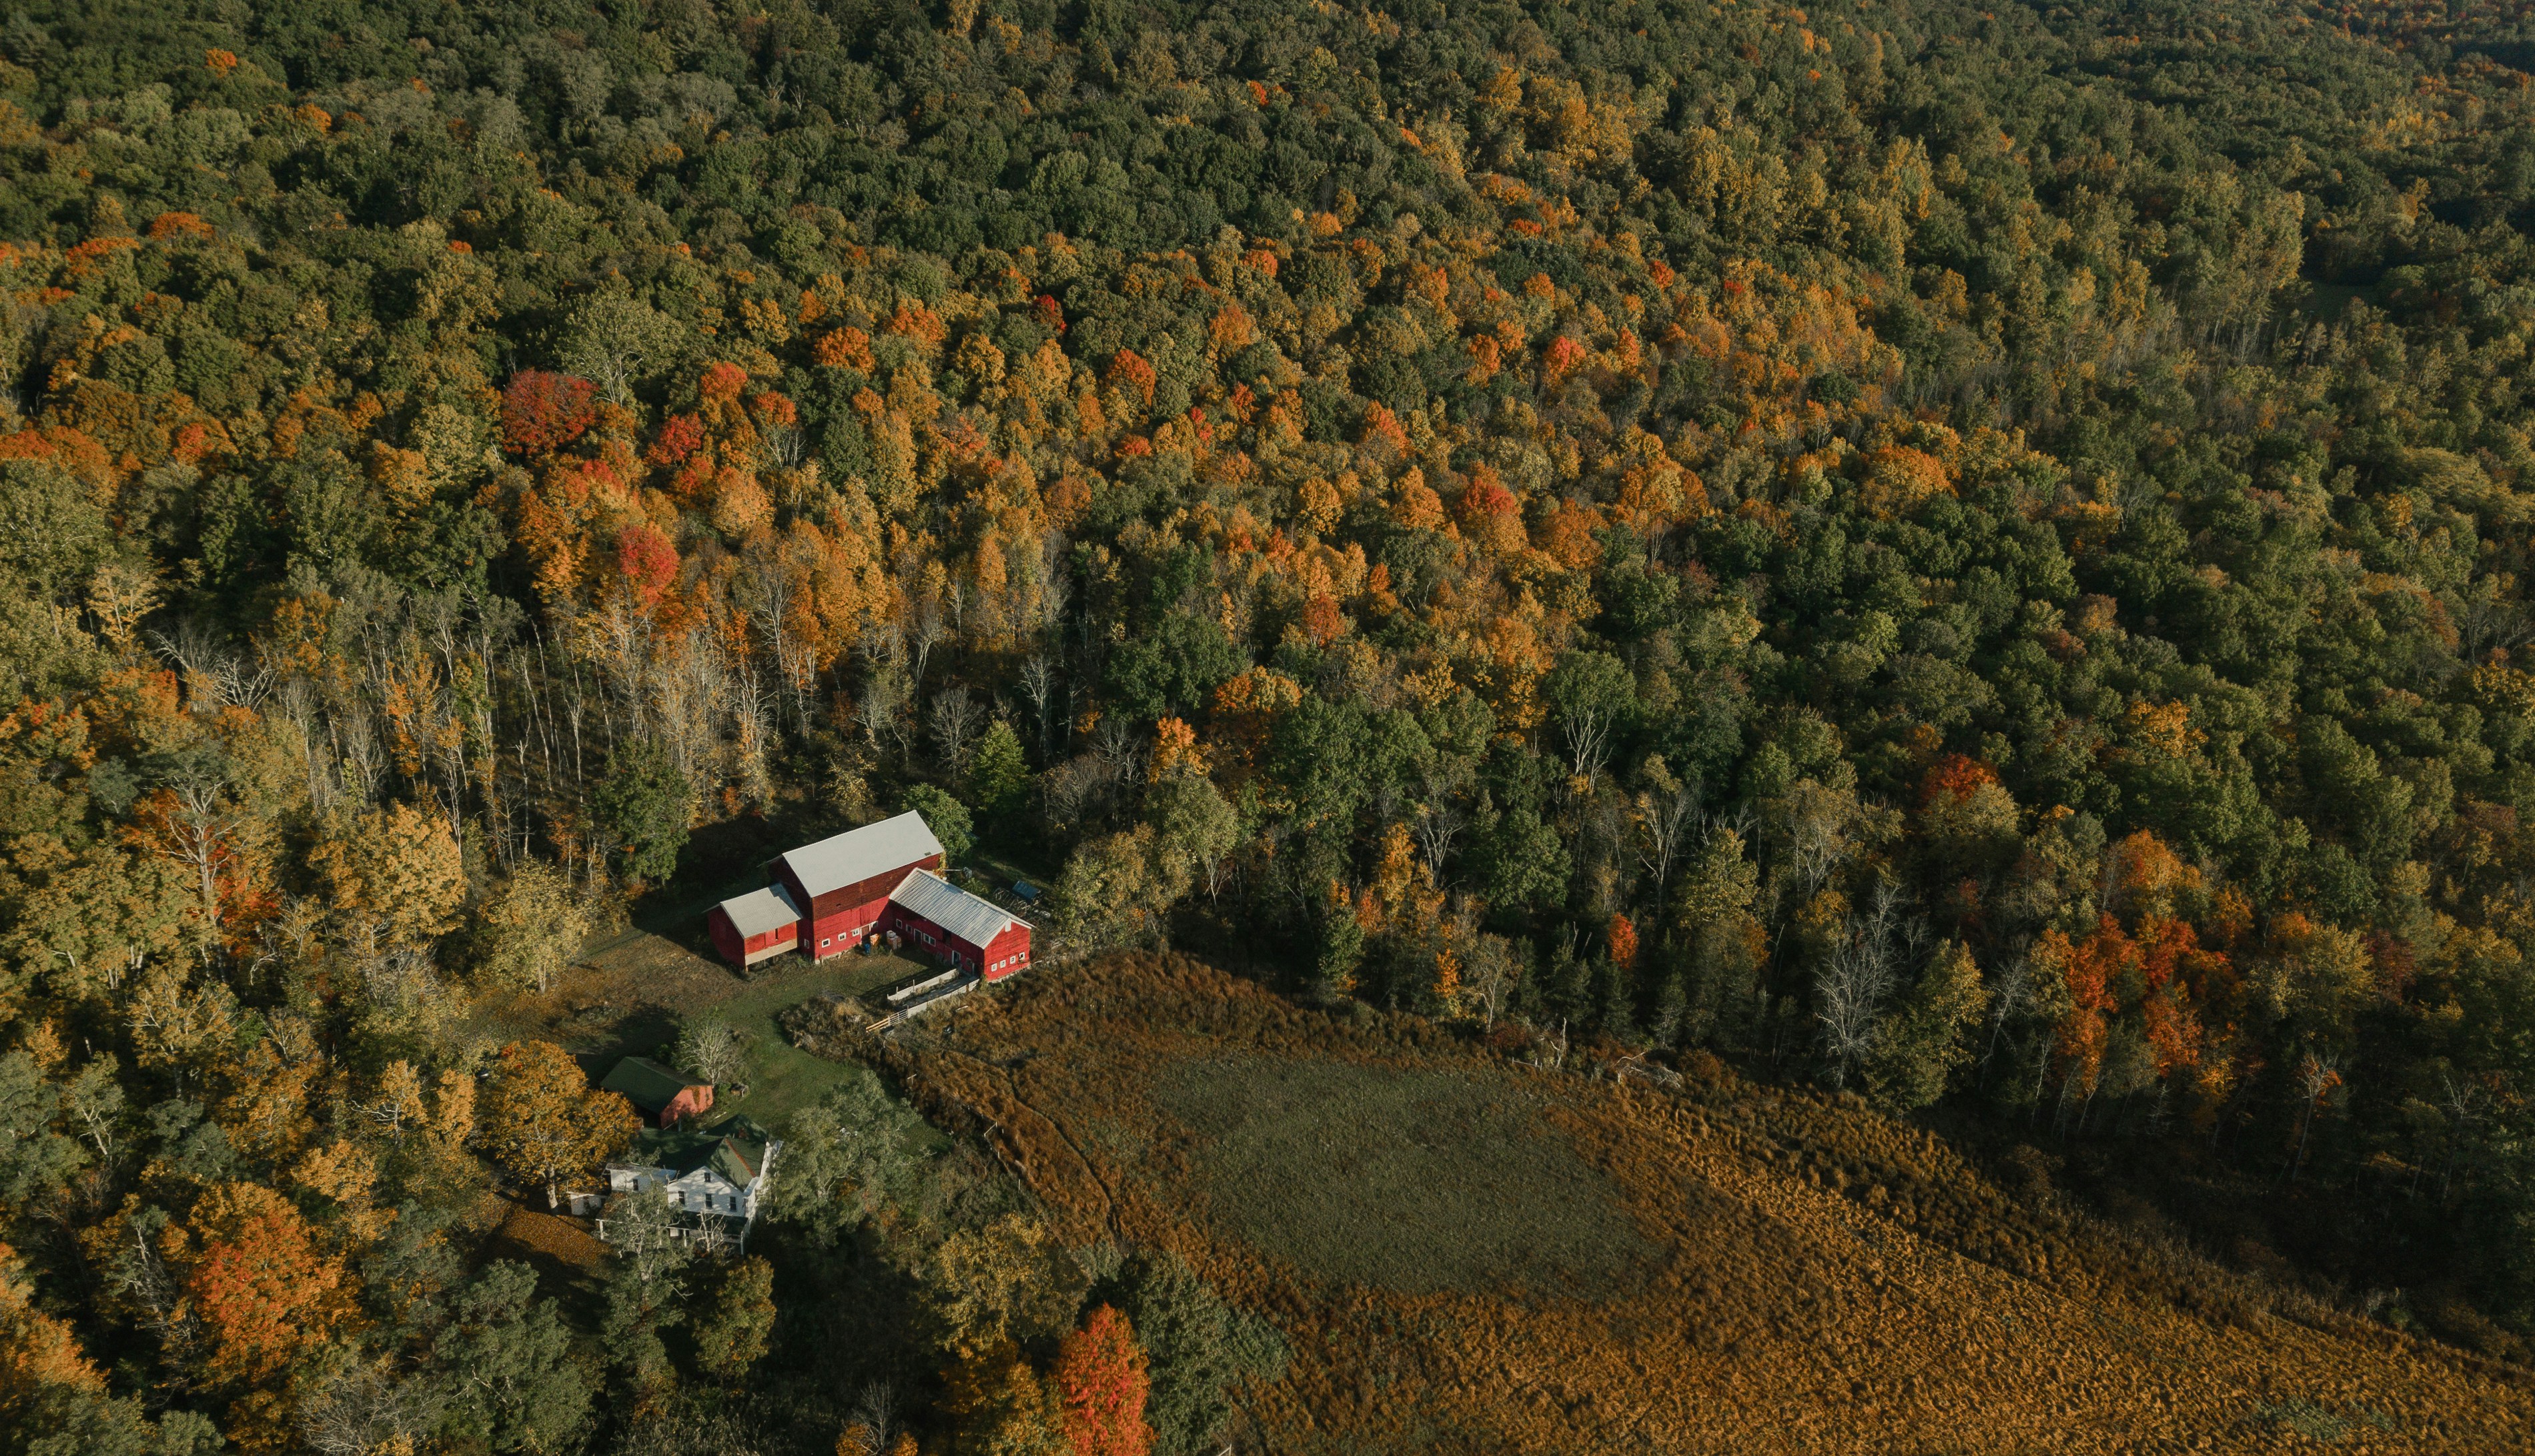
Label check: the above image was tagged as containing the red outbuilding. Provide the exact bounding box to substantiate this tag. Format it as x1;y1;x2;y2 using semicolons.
882;868;1033;980
706;883;801;968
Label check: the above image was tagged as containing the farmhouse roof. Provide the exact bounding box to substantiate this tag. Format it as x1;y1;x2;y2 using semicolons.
888;868;1026;947
714;882;801;938
779;810;945;900
600;1056;705;1116
629;1115;773;1187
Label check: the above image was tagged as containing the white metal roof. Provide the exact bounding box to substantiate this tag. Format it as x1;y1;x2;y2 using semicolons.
715;883;800;938
888;868;1025;948
779;810;945;900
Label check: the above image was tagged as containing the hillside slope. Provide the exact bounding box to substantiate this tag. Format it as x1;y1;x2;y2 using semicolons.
892;956;2533;1453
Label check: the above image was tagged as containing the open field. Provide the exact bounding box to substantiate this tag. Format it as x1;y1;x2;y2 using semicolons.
1155;1057;1658;1301
891;954;2535;1454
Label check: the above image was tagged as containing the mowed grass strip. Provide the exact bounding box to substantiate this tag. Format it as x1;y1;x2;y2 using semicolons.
1153;1056;1660;1299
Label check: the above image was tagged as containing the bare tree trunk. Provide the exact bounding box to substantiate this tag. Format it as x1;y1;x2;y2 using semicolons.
1020;652;1058;761
165;781;233;940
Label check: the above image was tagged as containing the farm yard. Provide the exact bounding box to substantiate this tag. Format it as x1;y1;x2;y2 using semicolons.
889;955;2535;1454
468;924;932;1129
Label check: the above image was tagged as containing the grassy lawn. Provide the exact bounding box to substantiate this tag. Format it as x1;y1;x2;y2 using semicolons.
469;925;941;1135
686;953;920;1127
1152;1056;1659;1299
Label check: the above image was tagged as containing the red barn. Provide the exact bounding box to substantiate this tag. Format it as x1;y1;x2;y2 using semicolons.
705;810;1033;977
706;883;801;968
773;810;946;960
883;868;1033;980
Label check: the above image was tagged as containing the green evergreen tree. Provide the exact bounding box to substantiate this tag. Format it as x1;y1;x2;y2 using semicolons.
1865;942;1990;1114
965;720;1031;824
901;783;974;866
434;1261;595;1453
592;740;689;885
1314;905;1364;1006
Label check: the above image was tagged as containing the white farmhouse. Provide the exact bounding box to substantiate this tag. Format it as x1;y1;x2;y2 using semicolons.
600;1114;781;1252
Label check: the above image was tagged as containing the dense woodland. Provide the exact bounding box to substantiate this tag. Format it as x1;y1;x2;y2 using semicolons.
5;0;2535;1451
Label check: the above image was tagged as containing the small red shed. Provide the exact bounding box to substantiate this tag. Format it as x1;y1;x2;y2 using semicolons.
707;884;801;968
600;1056;716;1128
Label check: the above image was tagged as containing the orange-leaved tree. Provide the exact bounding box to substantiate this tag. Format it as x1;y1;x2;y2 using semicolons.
1607;912;1638;970
310;800;465;950
1051;1304;1151;1456
481;1041;638;1209
179;1182;356;1388
0;1241;105;1421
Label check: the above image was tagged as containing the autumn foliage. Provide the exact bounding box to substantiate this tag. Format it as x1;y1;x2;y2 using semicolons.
1051;1305;1151;1456
180;1183;355;1387
7;1;2535;1448
0;1244;104;1419
502;370;598;456
481;1041;640;1209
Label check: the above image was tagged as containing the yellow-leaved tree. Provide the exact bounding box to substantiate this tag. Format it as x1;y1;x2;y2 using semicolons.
482;1041;638;1209
470;860;591;994
312;802;464;950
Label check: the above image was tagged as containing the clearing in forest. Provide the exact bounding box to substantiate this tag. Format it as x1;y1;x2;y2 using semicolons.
892;954;2535;1455
468;927;923;1127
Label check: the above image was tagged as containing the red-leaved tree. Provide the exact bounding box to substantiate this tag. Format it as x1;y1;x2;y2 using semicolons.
1607;911;1638;970
502;370;598;455
1051;1304;1150;1456
616;524;680;608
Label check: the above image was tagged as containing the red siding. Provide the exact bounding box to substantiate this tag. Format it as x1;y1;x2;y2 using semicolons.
882;903;963;965
885;904;1031;978
779;852;945;961
805;895;891;958
982;922;1032;980
775;862;815;924
662;1084;714;1127
707;907;744;967
709;905;799;970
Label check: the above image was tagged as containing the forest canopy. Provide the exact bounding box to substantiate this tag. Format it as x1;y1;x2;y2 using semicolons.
7;0;2535;1450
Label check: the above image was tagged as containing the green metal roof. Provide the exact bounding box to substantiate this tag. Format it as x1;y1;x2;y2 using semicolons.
630;1115;772;1186
600;1056;704;1115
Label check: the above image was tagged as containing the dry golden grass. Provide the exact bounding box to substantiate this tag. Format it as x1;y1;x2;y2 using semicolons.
890;953;2535;1454
488;1199;611;1275
1152;1056;1659;1300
